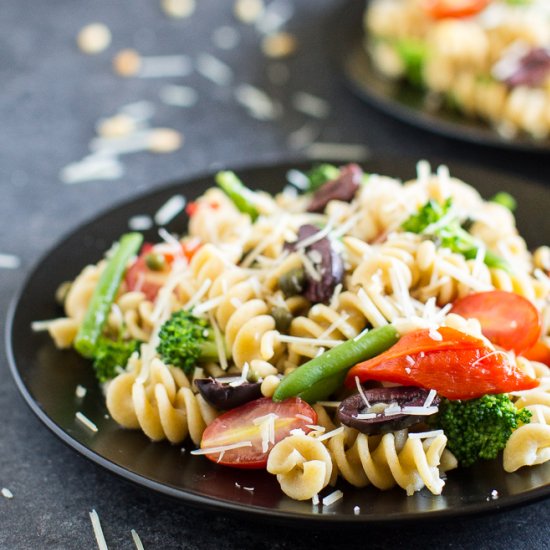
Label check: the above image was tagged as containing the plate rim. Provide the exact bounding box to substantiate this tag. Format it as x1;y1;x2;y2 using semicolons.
332;0;550;153
5;157;550;525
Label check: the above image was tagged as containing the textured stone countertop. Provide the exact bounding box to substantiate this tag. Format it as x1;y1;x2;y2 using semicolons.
1;0;548;548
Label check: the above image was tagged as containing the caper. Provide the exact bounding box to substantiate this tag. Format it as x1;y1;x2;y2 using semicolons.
145;252;166;271
271;306;293;332
278;267;305;297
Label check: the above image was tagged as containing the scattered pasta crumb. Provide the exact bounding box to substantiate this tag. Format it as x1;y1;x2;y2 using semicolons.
161;0;196;19
1;488;13;499
148;128;183;153
261;32;298;59
234;0;264;24
96;114;137;138
113;49;142;77
77;23;112;55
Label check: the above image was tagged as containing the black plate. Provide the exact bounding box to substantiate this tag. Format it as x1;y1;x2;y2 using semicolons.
334;0;550;152
6;158;550;524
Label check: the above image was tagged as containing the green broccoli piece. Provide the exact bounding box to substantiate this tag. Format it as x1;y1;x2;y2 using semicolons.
305;164;341;192
402;198;510;271
394;38;427;87
432;394;531;467
215;171;260;221
402;198;452;234
92;337;141;383
157;310;221;374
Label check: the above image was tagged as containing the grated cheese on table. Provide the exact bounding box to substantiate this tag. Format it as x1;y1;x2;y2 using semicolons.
89;510;109;550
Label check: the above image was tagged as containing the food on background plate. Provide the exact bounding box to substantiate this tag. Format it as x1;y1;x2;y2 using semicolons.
365;0;550;140
39;160;550;503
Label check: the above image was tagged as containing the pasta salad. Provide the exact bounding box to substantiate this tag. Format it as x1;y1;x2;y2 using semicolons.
41;161;550;502
365;0;550;140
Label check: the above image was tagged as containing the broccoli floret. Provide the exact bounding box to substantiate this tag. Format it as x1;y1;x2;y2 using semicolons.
393;38;427;88
157;310;221;374
402;198;510;271
432;394;532;467
402;198;452;234
305;164;341;192
92;337;141;383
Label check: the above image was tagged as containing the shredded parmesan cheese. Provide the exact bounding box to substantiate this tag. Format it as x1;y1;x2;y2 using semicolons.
423;389;437;408
400;406;439;416
191;441;253;455
76;412;98;433
154;194;186;226
315;426;344;442
89;510;108;550
208;312;228;371
2;488;13;499
322;490;343;507
276;334;342;348
408;430;444;439
355;376;370;408
131;529;144;550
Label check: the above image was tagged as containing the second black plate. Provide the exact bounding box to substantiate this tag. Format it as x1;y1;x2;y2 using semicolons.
6;158;550;524
333;0;550;152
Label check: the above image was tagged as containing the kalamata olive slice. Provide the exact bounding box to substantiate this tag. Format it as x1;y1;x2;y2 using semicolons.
307;163;362;213
502;48;550;88
337;386;440;435
195;378;262;410
284;224;344;303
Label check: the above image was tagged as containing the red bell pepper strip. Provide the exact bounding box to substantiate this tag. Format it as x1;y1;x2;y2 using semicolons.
346;327;538;400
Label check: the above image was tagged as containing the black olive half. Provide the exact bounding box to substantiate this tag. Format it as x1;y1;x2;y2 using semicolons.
337;386;440;435
195;377;262;410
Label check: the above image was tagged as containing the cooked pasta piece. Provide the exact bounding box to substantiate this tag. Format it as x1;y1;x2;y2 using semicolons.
106;355;218;444
267;434;333;500
327;427;457;496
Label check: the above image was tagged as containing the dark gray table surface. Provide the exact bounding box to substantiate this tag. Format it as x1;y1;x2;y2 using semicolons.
1;0;549;548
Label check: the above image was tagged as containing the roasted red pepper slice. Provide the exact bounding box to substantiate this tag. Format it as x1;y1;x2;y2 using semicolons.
346;327;538;400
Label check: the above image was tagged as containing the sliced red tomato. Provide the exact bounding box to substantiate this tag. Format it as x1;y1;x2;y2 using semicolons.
200;397;317;469
125;239;202;301
450;290;541;355
523;340;550;367
125;244;170;301
421;0;490;19
186;200;220;217
346;327;538;400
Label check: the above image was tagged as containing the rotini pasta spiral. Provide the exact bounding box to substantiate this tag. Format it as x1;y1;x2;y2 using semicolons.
503;359;550;472
267;434;333;500
327;427;457;496
106;356;218;444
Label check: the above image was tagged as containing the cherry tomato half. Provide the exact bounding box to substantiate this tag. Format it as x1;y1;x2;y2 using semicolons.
200;397;317;469
523;340;550;368
450;290;541;355
346;327;538;400
125;239;202;301
422;0;490;19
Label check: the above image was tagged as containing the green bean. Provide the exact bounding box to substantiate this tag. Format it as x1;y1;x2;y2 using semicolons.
215;171;259;221
273;325;399;402
74;232;143;358
297;372;346;404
